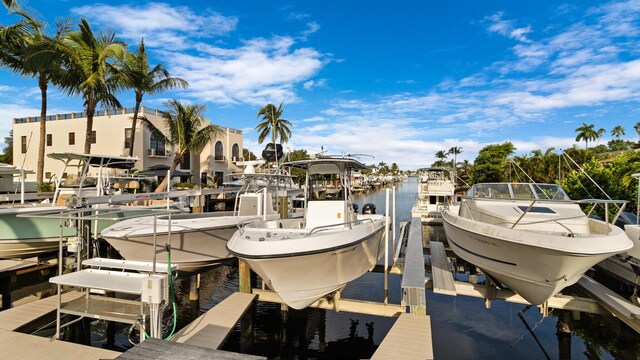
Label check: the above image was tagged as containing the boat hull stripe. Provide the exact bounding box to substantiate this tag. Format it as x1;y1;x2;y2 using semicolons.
446;235;517;267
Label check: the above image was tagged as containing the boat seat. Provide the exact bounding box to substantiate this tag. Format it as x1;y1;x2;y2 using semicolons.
305;200;345;230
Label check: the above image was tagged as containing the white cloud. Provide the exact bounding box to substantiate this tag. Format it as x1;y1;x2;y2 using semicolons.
166;36;326;105
303;79;327;90
71;3;238;49
486;12;533;43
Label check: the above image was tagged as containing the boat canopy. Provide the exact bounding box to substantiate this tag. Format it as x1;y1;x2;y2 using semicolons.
48;152;138;169
466;183;571;201
283;158;368;173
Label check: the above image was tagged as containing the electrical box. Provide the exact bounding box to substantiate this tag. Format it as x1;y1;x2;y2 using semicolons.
141;274;167;304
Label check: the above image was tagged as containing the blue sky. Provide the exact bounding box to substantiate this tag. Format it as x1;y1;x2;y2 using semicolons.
2;0;640;169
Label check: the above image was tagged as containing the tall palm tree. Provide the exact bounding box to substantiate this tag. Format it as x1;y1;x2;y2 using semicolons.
0;11;68;184
55;18;126;154
448;146;462;175
140;100;223;192
611;125;625;140
634;122;640;141
256;103;292;168
575;123;598;149
119;39;188;157
596;127;606;145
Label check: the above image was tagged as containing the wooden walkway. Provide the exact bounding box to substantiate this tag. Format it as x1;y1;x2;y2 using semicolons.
371;313;433;360
0;328;119;359
429;241;456;296
116;337;264;359
400;217;427;314
0;291;83;331
172;292;257;349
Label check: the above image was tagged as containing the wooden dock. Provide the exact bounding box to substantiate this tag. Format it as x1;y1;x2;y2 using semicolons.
172;292;257;349
0;259;52;310
0;291;83;331
0;328;120;359
371;313;433;360
116;337;264;359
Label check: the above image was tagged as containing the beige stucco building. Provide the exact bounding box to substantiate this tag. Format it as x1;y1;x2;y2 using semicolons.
12;106;243;186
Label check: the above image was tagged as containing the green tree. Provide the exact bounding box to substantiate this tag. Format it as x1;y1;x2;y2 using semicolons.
141;100;223;192
575;123;598;149
448;146;462;174
470;142;515;183
256;103;292;168
390;162;399;175
0;130;13;164
1;12;70;184
433;150;448;167
611;125;625;140
55;18;126;154
634;122;640;141
118;39;188;157
288;149;309;184
243;148;257;161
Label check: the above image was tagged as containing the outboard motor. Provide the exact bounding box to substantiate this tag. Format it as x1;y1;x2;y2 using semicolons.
362;203;376;214
352;203;359;213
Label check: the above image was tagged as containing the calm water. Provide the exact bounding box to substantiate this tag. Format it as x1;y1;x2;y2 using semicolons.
87;177;640;359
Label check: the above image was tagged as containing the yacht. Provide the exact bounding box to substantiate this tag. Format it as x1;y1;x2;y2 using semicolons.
226;157;388;310
411;167;455;225
442;182;632;305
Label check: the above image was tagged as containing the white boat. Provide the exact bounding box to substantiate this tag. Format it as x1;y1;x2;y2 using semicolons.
100;173;289;272
411;167;456;225
226;157;388;310
442;182;633;305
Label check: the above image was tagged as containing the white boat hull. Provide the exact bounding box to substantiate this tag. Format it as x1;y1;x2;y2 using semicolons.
228;218;386;309
443;208;632;305
102;213;277;271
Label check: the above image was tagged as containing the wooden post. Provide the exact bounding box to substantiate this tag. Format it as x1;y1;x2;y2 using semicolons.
279;197;288;219
239;259;251;293
189;273;200;319
0;274;11;310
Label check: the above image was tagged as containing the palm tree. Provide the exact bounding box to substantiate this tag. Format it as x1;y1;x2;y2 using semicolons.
55;18;126;154
2;0;16;9
634;122;640;141
434;150;447;167
140;100;223;192
0;11;68;184
596;127;606;145
256;103;292;168
118;39;188;157
611;125;625;140
448;146;462;175
575;123;598;149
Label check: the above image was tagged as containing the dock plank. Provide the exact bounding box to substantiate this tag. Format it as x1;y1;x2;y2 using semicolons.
171;292;257;350
430;241;457;296
0;291;83;331
117;337;265;359
371;313;433;360
0;259;37;273
0;328;119;360
400;218;427;314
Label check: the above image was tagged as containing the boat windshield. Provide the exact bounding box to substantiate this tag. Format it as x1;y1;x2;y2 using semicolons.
467;183;571;201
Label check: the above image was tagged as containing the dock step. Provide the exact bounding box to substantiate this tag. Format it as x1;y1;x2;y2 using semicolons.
116;337;265;359
371;313;433;360
430;241;456;296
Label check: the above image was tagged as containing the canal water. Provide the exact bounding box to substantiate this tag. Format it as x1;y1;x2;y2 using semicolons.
89;176;640;359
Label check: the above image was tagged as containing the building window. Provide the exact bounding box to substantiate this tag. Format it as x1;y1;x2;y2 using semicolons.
149;133;165;156
21;136;27;153
91;130;97;144
214;171;224;186
45;172;51;179
46;134;52;147
68;132;75;145
124;128;132;149
214;141;223;161
231;143;239;161
201;172;208;185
